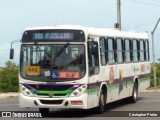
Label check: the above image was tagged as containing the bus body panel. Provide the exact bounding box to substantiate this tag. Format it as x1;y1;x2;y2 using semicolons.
18;25;150;110
19;93;88;109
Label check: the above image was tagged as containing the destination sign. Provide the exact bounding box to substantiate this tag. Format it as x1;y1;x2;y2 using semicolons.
22;29;85;42
33;33;74;40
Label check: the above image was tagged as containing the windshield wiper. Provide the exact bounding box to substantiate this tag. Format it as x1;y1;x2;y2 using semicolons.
53;42;70;64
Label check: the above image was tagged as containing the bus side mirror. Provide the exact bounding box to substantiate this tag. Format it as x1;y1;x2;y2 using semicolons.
10;48;14;59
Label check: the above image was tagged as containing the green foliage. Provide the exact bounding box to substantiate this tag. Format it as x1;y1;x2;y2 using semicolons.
0;60;18;92
150;62;160;87
150;66;154;87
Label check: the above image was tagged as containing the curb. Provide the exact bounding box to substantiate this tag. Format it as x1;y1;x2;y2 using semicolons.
141;90;160;93
0;92;19;99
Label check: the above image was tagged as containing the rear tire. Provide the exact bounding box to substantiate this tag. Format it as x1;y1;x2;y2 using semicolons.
129;82;138;103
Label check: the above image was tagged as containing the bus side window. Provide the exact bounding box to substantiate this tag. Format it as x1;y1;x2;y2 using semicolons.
116;38;123;64
132;39;138;62
107;38;115;64
99;38;106;65
124;39;131;63
88;41;99;75
145;40;149;61
140;39;145;62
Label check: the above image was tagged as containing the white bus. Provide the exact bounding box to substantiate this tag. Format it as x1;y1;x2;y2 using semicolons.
10;25;150;114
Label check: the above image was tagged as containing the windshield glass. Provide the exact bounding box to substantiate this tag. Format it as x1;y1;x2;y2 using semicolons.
20;44;86;82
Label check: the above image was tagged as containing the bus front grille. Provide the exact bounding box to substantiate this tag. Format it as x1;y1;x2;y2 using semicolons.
36;93;68;97
39;100;63;105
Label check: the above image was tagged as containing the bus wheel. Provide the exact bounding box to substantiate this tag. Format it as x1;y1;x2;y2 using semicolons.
96;90;106;114
129;82;138;103
39;108;49;117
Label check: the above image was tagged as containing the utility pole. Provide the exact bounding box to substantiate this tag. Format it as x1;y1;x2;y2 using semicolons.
117;0;121;30
115;0;121;30
151;18;160;89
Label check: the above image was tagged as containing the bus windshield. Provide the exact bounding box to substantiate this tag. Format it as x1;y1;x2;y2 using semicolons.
20;44;86;82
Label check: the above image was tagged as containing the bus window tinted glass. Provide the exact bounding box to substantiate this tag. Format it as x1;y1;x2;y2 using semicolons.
140;40;144;61
133;40;138;62
88;41;99;75
107;38;115;64
100;38;106;65
117;39;123;63
145;40;149;61
125;39;131;63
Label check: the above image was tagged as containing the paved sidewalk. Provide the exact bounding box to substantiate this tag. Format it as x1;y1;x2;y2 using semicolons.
0;92;19;99
141;89;160;93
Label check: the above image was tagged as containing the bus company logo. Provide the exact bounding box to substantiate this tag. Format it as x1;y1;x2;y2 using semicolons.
109;67;114;84
48;93;54;97
35;84;40;89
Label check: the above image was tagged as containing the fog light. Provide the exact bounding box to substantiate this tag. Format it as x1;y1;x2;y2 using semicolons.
26;91;30;95
73;92;78;96
78;88;82;92
71;101;83;105
82;85;87;88
22;87;26;91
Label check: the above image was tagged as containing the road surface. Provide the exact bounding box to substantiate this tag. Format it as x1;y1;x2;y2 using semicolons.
0;92;160;120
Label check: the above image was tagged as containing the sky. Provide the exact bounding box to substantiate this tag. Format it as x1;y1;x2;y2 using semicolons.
0;0;160;67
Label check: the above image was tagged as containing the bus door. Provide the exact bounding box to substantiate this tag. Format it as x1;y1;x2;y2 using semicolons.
87;40;100;109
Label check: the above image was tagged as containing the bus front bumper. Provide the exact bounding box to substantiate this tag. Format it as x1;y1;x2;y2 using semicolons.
19;93;88;109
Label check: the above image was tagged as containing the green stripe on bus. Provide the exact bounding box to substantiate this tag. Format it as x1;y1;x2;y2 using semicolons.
127;81;134;86
139;77;150;82
108;83;118;89
31;77;150;96
36;90;73;95
127;81;133;84
84;88;99;94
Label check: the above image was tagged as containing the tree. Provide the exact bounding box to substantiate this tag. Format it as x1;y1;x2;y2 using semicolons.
150;60;160;87
0;60;18;92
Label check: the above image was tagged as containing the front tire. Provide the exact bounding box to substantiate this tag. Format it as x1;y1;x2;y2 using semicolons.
96;90;106;114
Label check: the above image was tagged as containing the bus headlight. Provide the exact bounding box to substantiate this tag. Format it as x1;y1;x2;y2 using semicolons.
70;85;87;97
20;84;34;97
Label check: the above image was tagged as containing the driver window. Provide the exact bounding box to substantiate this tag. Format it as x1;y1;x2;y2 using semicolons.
88;41;99;75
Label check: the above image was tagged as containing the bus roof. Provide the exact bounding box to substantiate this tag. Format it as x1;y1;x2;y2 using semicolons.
24;25;86;31
25;25;148;39
86;27;148;39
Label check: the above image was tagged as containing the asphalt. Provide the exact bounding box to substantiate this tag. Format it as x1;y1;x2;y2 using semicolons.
0;92;160;120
